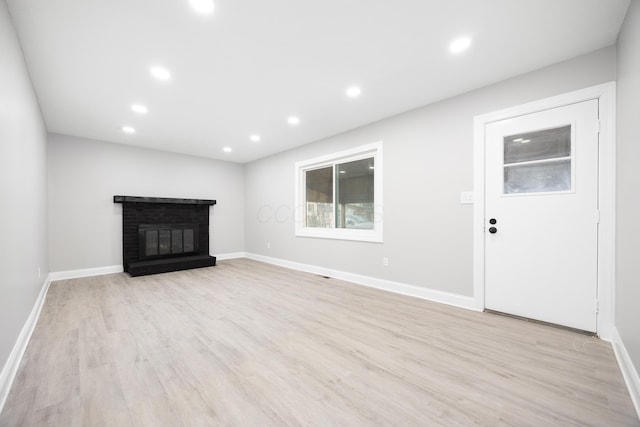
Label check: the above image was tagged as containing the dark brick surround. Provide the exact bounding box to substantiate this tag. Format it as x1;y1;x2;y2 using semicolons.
114;196;217;276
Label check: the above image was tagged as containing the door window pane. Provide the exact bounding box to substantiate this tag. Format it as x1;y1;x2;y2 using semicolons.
504;160;571;194
503;125;571;194
306;167;334;227
504;125;570;164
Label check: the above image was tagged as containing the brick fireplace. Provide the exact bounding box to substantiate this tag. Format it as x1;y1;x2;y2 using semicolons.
114;195;217;276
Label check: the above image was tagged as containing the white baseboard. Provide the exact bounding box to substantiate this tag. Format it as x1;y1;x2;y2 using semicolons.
0;275;51;414
245;253;478;311
215;252;247;261
49;265;123;281
611;327;640;419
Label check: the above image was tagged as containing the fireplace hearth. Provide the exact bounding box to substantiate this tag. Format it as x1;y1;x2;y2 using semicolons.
114;195;216;276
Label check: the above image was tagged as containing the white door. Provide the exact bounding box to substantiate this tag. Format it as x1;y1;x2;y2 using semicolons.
484;99;599;332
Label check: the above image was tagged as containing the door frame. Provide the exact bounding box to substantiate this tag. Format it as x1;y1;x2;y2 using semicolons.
472;82;616;339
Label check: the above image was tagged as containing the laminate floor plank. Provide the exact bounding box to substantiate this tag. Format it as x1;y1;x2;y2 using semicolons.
0;258;637;426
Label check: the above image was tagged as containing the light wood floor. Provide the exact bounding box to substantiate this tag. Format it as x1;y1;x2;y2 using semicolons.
1;258;637;426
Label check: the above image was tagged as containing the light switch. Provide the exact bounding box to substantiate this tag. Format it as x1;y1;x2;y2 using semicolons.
460;191;474;204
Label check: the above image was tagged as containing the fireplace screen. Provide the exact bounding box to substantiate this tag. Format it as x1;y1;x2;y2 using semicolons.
138;224;199;259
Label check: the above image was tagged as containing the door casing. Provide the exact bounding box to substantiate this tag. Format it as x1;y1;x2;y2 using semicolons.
472;82;616;339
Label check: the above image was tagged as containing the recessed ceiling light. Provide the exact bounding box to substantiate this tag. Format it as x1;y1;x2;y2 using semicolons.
346;86;361;98
122;126;135;134
131;104;148;114
250;134;261;142
449;37;472;54
369;166;375;170
223;147;232;153
150;66;171;81
339;170;346;174
288;116;300;125
189;0;214;14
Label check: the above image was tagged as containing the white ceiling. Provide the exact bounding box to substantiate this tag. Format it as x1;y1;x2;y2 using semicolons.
7;0;630;163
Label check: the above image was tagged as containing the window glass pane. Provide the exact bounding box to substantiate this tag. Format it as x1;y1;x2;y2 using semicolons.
504;125;571;164
306;167;334;228
336;158;374;229
504;160;571;194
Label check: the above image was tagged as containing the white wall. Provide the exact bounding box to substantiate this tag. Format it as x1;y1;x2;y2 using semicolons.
48;134;245;272
616;0;640;384
0;0;49;378
244;46;616;297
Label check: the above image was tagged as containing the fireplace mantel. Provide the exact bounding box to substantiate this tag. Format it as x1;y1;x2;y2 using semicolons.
113;195;216;205
114;195;217;276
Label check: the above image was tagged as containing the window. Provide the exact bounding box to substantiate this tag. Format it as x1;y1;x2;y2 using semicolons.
295;142;383;242
503;125;573;194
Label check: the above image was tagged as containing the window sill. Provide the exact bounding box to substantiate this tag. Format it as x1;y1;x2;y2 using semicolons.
295;227;383;243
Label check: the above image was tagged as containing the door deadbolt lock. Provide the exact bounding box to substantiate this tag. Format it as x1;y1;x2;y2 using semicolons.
489;218;497;225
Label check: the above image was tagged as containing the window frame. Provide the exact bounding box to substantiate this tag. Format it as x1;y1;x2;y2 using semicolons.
294;141;383;242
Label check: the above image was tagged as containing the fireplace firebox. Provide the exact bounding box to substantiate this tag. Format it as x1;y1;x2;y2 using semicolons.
114;196;216;276
138;223;199;259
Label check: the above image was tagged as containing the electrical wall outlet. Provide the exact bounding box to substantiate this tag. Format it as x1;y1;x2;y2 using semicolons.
382;257;389;267
267;242;271;249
